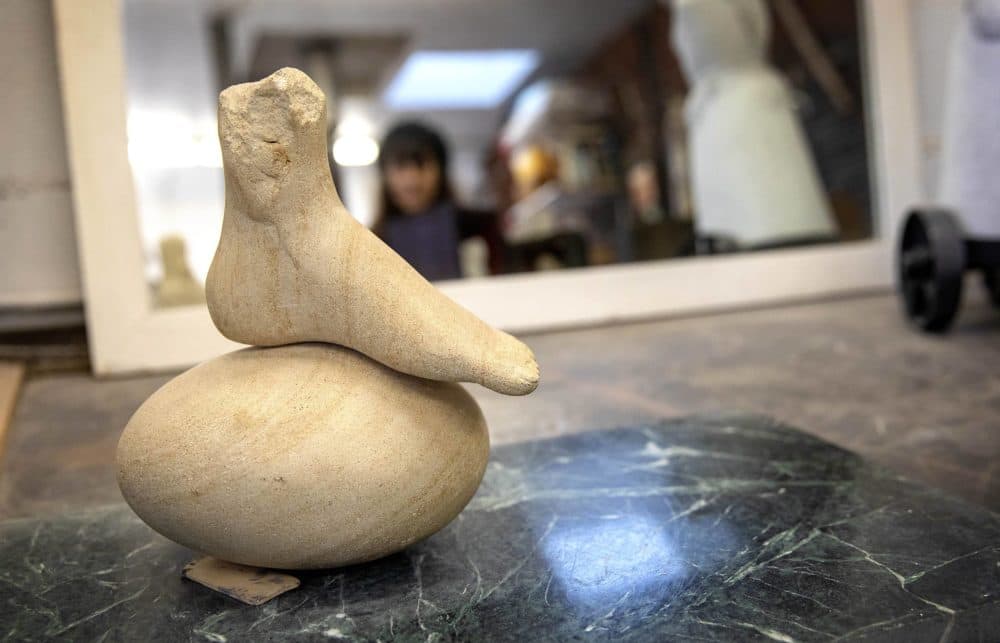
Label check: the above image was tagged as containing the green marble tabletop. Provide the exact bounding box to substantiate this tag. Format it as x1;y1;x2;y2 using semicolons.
1;415;998;641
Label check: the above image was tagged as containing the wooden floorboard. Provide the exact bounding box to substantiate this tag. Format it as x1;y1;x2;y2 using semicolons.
0;361;26;464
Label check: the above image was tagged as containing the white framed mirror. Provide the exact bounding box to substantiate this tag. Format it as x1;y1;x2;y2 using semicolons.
54;0;920;375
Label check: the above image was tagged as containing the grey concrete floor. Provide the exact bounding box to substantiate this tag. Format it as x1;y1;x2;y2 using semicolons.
1;290;998;520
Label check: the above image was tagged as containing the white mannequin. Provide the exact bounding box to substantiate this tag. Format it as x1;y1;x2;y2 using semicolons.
938;0;1000;238
670;0;836;247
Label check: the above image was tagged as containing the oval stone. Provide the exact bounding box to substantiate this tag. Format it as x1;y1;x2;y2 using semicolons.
117;344;489;569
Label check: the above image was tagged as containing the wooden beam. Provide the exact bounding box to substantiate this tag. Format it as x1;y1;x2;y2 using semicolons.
772;0;856;115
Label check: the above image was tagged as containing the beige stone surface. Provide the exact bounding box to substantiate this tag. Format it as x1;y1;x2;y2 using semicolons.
206;67;539;396
117;343;490;569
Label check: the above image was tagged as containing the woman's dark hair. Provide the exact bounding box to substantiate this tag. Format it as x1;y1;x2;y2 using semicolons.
374;122;453;234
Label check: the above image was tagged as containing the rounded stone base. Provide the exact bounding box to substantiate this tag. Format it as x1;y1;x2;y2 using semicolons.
117;343;489;569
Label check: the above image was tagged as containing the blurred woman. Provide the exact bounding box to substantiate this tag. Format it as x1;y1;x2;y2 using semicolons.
374;122;502;281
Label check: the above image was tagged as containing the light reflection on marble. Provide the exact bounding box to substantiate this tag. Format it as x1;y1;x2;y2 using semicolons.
541;514;689;608
1;414;998;641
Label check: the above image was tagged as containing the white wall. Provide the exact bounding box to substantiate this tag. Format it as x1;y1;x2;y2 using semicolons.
0;0;82;307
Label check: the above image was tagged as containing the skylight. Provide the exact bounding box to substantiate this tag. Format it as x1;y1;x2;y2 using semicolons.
384;50;540;110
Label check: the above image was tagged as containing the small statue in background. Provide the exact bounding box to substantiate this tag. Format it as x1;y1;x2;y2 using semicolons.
154;235;205;308
627;161;666;226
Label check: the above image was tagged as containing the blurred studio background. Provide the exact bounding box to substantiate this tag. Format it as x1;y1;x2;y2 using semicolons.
124;0;872;295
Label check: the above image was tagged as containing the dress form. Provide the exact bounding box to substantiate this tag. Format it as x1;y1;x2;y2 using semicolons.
671;0;836;247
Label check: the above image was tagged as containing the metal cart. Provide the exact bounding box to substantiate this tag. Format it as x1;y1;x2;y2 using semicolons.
898;1;1000;332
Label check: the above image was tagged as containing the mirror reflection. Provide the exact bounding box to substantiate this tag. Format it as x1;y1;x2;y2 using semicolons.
123;0;872;306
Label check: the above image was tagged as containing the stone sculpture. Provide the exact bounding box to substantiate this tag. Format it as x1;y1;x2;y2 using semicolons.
118;68;536;570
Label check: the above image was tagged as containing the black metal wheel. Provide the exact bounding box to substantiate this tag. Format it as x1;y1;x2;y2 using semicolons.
898;209;966;333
